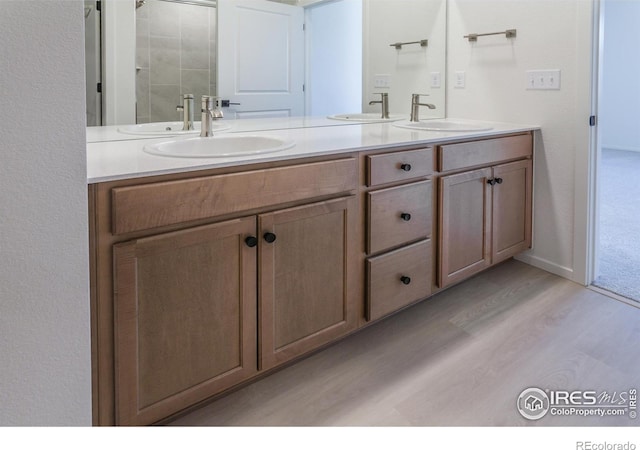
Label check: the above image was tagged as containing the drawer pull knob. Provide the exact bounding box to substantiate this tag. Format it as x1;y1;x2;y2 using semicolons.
495;177;503;184
400;163;412;172
263;232;277;243
245;236;258;248
400;213;412;221
400;276;412;285
487;178;497;186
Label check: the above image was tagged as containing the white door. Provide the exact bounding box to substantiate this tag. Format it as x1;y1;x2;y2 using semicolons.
217;0;305;119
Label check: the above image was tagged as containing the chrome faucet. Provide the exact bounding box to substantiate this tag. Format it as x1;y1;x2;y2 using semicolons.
200;95;223;137
369;93;389;119
410;94;436;122
176;94;195;131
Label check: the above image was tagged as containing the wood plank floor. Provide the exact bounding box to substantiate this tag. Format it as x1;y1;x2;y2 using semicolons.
169;260;640;426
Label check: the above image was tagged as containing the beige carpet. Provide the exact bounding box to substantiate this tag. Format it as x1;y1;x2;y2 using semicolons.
592;148;640;302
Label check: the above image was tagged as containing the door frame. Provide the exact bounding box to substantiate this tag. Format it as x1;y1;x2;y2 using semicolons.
573;0;601;286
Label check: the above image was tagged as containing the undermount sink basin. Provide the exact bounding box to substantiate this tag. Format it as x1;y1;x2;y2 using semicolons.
118;121;231;136
327;113;404;123
393;120;493;132
143;135;295;158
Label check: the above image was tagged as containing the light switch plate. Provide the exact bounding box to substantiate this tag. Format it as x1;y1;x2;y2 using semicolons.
430;72;441;88
526;70;561;90
454;71;465;89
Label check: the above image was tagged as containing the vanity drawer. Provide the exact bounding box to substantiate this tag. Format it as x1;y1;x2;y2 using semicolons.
111;158;357;235
367;147;433;187
367;180;431;254
366;239;432;321
438;134;532;172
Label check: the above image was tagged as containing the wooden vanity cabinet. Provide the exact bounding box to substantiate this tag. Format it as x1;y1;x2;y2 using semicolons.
90;133;535;426
112;196;357;425
91;157;359;425
437;135;533;288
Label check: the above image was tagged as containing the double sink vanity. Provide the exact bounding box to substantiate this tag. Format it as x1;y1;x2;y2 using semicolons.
87;115;537;425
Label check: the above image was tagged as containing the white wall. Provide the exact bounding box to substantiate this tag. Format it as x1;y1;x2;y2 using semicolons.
363;0;447;118
0;1;91;425
447;0;594;282
600;0;640;152
306;0;362;116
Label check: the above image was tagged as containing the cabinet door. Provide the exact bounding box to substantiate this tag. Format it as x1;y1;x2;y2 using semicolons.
492;160;532;263
259;196;357;371
439;168;492;288
113;217;257;425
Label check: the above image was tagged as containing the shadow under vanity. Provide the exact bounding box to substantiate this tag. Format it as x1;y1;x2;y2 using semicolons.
87;116;535;425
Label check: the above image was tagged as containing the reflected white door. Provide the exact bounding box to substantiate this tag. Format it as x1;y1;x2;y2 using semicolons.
217;0;304;119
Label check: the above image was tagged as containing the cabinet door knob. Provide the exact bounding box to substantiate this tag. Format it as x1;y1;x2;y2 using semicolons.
495;177;503;184
400;213;412;221
487;178;497;186
263;232;277;243
400;163;412;172
244;236;258;248
400;276;412;285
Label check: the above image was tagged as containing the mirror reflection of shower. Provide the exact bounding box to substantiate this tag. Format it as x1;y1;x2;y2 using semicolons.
135;0;217;124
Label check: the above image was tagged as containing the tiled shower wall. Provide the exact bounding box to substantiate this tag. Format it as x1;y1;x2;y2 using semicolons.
136;0;217;124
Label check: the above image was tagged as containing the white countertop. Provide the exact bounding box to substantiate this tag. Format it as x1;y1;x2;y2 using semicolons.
87;118;539;184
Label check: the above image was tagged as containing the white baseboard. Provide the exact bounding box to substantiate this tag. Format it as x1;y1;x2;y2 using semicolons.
515;254;575;281
601;145;640;153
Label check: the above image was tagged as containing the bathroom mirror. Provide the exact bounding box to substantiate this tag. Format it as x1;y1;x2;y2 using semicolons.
85;0;447;134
